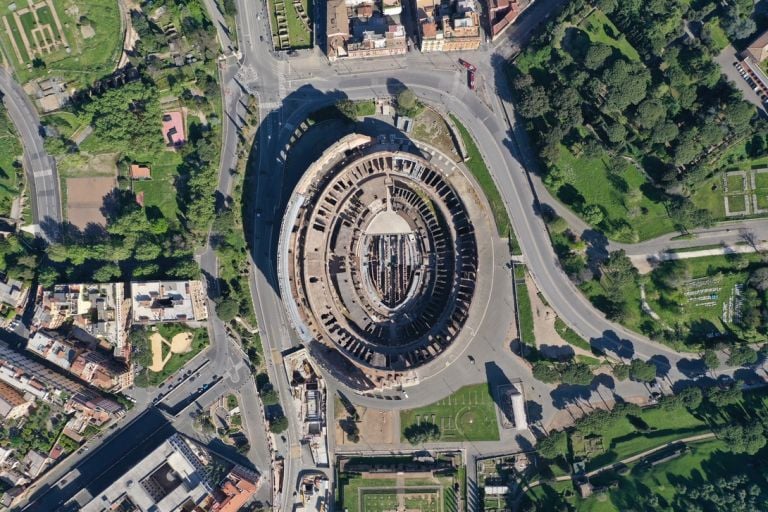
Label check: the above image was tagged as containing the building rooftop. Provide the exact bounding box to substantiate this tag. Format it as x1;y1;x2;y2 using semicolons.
130;164;152;180
131;280;207;324
79;434;215;512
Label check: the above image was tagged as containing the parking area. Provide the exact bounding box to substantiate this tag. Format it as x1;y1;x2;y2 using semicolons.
716;45;766;112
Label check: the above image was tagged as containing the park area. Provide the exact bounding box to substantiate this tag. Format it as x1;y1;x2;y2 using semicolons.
400;384;500;442
133;323;208;387
0;105;22;218
0;0;122;86
336;456;463;512
525;388;768;510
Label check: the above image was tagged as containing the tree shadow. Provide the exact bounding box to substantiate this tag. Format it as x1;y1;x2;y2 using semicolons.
676;357;706;379
590;330;635;361
581;229;610;273
649;354;670;379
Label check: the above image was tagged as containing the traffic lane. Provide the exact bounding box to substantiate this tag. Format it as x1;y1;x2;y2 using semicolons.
22;409;173;512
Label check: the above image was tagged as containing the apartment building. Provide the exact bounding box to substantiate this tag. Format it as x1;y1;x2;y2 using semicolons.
418;0;481;52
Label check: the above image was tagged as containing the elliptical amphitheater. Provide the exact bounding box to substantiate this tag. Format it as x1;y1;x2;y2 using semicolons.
279;133;497;390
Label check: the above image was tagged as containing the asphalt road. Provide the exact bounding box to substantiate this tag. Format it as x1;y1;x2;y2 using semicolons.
0;67;62;240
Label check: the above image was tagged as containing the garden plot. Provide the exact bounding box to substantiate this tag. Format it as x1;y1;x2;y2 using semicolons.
723;169;768;216
2;0;67;65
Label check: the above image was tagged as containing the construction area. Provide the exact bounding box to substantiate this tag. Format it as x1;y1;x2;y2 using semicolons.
283;348;328;466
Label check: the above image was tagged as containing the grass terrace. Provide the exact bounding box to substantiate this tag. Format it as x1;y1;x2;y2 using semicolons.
400;384;500;442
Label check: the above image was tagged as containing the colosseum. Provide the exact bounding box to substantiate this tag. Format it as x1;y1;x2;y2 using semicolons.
279;133;495;390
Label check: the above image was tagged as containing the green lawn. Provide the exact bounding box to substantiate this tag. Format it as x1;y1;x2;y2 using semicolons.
552;146;674;241
449;114;511;238
400;384;500;442
582;406;709;472
42;111;85;139
554;317;592;352
515;265;535;348
131;150;183;221
284;0;311;48
0;0;123;87
727;193;746;212
337;476;397;512
0;105;22;217
579;9;640;62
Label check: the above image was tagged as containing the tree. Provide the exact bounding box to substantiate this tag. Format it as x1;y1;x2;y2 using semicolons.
518;85;550;119
269;415;288;433
216;298;239;322
727;345;758;367
612;363;630;381
261;389;280;406
584;43;612;70
560;362;594;386
635;99;665;129
703;349;720;371
537;430;568;459
628;359;657;382
396;88;419;116
722;12;756;41
92;263;121;282
602;60;649;111
719;422;766;455
669;199;713;233
678;386;703;410
532;362;560;384
404;422;440;444
581;204;604;225
706;384;742;407
748;267;768;292
601;250;637;288
651;119;679;144
335;99;358;121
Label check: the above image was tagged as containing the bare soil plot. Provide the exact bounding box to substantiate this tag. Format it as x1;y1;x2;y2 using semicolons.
65;176;115;229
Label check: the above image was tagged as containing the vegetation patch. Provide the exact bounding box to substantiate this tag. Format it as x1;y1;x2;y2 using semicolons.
449;114;511;238
512;0;762;241
0;104;22;217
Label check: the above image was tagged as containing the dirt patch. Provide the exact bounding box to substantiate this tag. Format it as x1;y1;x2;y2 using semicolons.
336;405;395;446
170;332;193;354
528;275;595;360
149;332;172;372
411;108;461;162
66;176;116;229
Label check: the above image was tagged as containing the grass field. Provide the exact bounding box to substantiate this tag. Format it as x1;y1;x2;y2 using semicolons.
0;105;22;217
400;384;500;442
579;9;640;62
552;146;674;241
582;406;709;472
0;0;123;87
449;114;511;238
